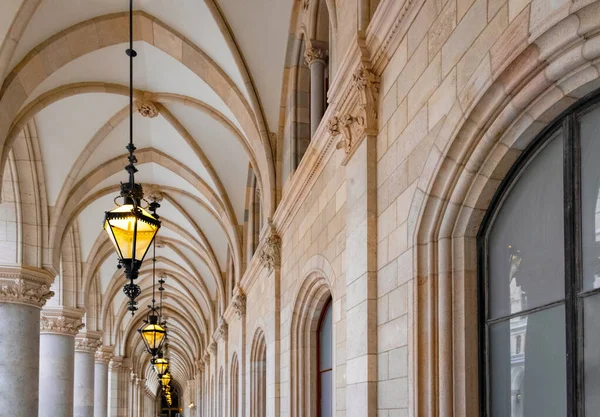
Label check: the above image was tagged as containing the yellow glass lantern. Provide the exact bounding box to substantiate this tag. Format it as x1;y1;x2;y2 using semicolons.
138;313;166;356
161;372;172;387
152;355;169;376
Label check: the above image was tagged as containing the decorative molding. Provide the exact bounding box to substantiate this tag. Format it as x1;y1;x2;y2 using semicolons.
0;278;54;308
232;289;247;319
135;100;159;118
258;221;281;272
217;316;228;341
75;337;102;353
40;314;84;336
95;347;114;364
304;46;328;66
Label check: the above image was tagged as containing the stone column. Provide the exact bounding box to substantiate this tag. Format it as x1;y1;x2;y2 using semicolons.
39;307;84;417
94;347;113;417
107;357;122;417
0;267;54;417
74;333;102;417
305;46;328;136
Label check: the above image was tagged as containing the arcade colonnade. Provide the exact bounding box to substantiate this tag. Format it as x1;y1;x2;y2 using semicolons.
1;0;600;416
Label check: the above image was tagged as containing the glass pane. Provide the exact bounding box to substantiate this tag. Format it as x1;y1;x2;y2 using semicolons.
580;106;600;291
489;134;565;319
319;302;333;371
584;293;600;413
320;370;333;417
489;305;566;417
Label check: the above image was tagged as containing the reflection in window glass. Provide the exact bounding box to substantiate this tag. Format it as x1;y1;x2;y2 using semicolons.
488;135;564;319
580;106;600;291
490;306;566;417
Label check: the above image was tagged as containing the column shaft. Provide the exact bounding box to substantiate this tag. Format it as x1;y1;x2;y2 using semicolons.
0;303;41;417
74;350;96;417
39;334;76;417
94;361;109;417
309;59;326;136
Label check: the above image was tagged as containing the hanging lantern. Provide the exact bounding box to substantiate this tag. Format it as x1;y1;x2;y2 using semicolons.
161;372;172;387
139;312;166;356
152;353;169;376
102;0;161;313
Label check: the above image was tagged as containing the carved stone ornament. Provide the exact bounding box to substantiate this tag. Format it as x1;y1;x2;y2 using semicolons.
217;316;228;341
195;359;205;372
109;359;123;371
304;46;327;66
145;184;164;203
208;341;217;355
232;291;247;319
75;337;102;353
259;221;281;271
95;349;114;364
303;0;310;10
202;351;211;364
351;65;380;133
40;315;84;336
135;100;159;118
0;278;54;308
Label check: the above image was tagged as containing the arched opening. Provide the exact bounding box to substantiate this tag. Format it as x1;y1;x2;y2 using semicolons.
290;271;333;417
479;91;600;416
317;298;333;417
251;329;267;417
230;355;240;417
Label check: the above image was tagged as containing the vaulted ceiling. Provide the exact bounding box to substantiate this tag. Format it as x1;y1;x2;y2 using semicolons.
0;0;295;386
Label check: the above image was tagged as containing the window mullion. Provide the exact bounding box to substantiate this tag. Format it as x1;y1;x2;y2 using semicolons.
563;114;580;417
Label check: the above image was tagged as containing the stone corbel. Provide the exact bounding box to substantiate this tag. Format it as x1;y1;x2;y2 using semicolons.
258;220;281;272
232;288;247;319
217;316;228;342
352;64;380;135
195;358;205;373
208;341;217;355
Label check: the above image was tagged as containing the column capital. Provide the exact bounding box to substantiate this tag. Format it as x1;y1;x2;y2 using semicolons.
0;266;54;308
304;46;328;66
258;221;281;272
75;331;103;353
232;287;247;319
40;306;85;336
95;345;114;364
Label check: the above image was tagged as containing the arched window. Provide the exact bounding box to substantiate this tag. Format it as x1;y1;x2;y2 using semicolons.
251;329;267;417
317;299;333;417
479;93;600;416
230;355;240;417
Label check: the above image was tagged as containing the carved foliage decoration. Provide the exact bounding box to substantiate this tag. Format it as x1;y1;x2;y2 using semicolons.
135;100;159;118
40;315;84;336
259;221;281;271
75;337;102;353
217;316;228;341
304;46;327;66
95;349;114;364
0;279;54;308
328;64;381;157
208;341;217;355
195;358;205;372
232;290;247;319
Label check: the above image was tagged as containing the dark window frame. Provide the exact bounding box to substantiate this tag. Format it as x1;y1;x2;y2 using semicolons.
477;88;600;417
317;297;333;417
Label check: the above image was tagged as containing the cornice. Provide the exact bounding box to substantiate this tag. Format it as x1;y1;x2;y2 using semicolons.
0;266;55;308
